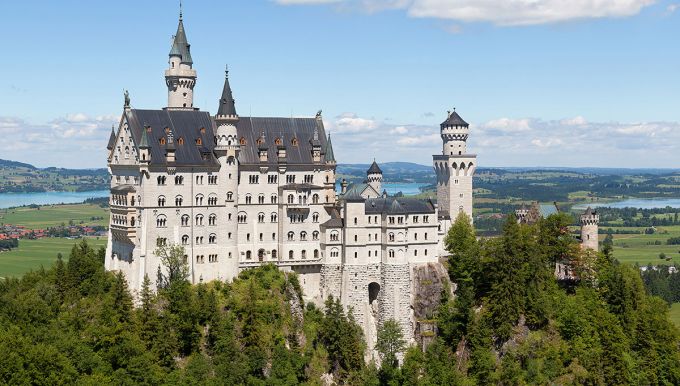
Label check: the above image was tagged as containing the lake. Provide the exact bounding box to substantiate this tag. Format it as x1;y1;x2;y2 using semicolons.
0;190;109;209
573;198;680;210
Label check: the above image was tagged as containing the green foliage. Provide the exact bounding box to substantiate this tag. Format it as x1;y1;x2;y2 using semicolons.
376;319;406;366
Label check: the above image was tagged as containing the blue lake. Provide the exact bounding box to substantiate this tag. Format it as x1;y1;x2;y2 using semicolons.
573;198;680;210
0;190;109;209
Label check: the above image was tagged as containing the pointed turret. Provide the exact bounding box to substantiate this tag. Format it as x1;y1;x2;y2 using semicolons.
165;9;197;109
169;12;192;64
324;134;336;164
107;126;116;150
138;127;150;149
217;66;237;117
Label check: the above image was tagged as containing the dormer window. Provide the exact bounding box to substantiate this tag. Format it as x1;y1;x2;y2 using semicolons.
240;137;247;145
177;137;184;145
275;138;282;146
291;138;298;146
159;137;166;145
196;138;202;146
200;127;206;134
164;127;170;134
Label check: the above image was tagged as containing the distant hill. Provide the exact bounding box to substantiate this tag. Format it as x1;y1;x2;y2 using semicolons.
337;162;434;183
0;159;108;193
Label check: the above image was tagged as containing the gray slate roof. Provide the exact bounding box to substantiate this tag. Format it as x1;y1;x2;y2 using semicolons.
125;109;218;167
367;160;382;174
365;197;435;215
217;71;237;116
323;134;336;163
236;117;331;165
169;16;192;64
441;110;468;127
107;127;116;150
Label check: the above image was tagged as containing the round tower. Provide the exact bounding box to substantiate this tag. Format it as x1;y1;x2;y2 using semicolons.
441;108;469;156
367;160;383;194
165;10;197;110
580;207;599;251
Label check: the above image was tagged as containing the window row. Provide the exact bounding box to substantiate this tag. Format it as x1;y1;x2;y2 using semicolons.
286;231;319;241
157;194;220;207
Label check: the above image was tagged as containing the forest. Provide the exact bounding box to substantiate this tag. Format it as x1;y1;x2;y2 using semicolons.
0;213;678;385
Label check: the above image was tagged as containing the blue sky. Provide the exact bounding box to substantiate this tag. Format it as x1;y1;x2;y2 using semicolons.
1;0;679;168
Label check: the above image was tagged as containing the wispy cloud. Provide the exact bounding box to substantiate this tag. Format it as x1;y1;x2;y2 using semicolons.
274;0;656;26
0;114;117;168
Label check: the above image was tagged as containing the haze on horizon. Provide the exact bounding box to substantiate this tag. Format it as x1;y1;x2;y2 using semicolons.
1;0;679;169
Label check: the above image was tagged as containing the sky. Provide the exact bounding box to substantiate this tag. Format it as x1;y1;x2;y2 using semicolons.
1;0;679;169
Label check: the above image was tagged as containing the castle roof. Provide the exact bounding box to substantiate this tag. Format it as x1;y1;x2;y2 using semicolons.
367;160;382;174
365;197;435;215
125;109;218;167
216;69;237;116
169;14;192;64
441;110;468;127
323;134;335;163
583;207;597;216
138;127;150;149
237;117;331;166
107;127;116;150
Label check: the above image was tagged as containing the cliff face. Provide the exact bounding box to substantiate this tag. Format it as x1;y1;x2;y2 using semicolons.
412;262;452;350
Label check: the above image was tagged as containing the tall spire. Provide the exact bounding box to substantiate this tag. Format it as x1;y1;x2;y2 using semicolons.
169;5;192;65
107;125;116;150
324;133;336;163
217;65;237;116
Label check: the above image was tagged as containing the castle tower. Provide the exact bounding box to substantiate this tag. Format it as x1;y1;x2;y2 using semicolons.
367;160;383;194
165;9;197;110
214;66;240;279
433;109;476;222
580;207;599;251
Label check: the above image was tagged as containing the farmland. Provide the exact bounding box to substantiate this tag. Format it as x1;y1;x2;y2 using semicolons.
0;203;109;229
0;237;107;278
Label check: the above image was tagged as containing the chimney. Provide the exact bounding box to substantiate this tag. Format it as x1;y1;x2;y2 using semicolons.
341;179;348;194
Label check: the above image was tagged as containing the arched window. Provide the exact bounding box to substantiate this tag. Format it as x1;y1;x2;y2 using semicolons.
271;194;278;204
272;250;277;259
245;194;252;204
209;214;216;226
287;231;295;241
389;233;395;242
158;196;166;207
174;175;183;185
291;138;298;146
246;250;252;260
301;250;307;259
258;213;265;223
195;138;203;146
312;231;319;240
181;235;189;245
314;249;319;259
177;137;184;145
195;194;204;206
209;234;216;244
156;215;167;227
300;231;307;241
181;214;189;226
389;249;395;258
271;213;278;223
289;250;294;259
275;137;282;146
288;194;294;204
227;191;233;201
312;212;319;223
175;195;183;206
330;231;339;242
237;212;247;223
312;194;319;204
240;137;247;145
258;194;265;204
195;214;204;226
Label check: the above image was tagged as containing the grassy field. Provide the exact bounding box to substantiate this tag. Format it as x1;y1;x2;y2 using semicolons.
608;225;680;266
0;237;107;278
0;203;109;229
669;303;680;328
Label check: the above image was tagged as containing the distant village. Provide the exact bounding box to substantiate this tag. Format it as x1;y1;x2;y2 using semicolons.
0;223;107;252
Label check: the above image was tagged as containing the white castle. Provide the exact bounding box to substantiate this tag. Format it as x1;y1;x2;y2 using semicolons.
105;13;476;351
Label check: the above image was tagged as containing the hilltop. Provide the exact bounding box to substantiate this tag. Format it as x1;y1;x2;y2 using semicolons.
0;159;108;193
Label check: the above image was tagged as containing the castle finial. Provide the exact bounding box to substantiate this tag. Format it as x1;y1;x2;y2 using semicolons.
179;0;183;20
453;107;456;112
225;64;229;78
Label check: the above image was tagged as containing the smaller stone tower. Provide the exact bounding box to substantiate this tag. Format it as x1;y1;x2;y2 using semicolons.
214;65;240;279
165;9;197;110
367;160;383;194
580;207;599;251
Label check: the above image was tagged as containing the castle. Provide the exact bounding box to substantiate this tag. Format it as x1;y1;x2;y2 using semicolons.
105;11;474;352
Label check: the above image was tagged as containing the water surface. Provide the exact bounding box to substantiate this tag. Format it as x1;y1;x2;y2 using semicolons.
0;190;109;209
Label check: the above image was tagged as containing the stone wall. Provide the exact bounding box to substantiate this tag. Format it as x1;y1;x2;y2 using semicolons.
380;263;413;342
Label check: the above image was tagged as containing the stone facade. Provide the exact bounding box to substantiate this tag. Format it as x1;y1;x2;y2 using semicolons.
106;12;472;353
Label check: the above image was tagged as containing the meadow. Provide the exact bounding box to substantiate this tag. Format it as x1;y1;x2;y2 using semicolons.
0;237;107;278
0;203;109;229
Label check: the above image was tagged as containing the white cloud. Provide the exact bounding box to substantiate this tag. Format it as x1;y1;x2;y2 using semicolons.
390;126;409;134
0;114;117;168
275;0;656;26
667;3;680;13
481;117;533;132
